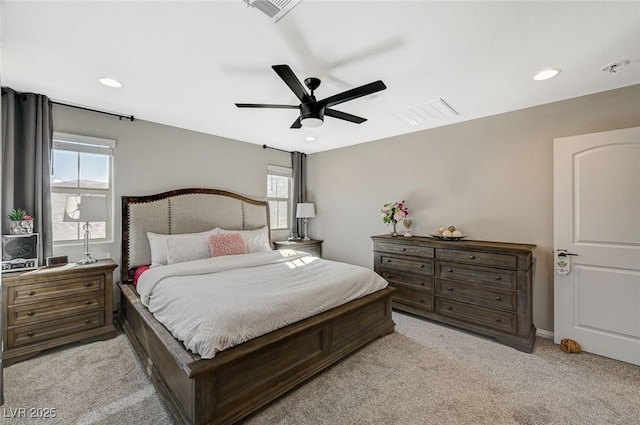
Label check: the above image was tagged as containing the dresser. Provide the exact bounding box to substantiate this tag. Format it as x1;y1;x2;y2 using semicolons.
273;239;323;258
2;258;118;365
372;235;536;352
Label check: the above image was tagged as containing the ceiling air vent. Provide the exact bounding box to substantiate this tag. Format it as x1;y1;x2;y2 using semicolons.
243;0;302;22
391;98;459;126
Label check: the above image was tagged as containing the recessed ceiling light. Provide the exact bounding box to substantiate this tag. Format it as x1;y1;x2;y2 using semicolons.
99;78;123;88
305;136;316;142
532;69;561;81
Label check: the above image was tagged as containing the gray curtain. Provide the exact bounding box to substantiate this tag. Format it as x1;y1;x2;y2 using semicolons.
291;151;306;237
1;87;54;264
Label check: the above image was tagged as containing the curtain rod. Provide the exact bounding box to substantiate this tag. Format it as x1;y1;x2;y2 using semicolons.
51;101;135;122
262;144;291;154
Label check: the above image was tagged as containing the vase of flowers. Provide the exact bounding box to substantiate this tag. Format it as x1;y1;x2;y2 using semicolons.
8;208;34;234
381;201;408;237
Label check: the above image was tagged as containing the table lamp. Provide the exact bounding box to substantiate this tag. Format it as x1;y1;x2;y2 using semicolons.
296;203;316;241
63;196;109;264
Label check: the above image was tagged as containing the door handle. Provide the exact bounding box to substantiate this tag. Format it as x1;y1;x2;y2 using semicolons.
555;250;577;275
556;249;578;258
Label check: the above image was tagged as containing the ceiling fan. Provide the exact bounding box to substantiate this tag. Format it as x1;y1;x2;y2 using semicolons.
235;65;387;128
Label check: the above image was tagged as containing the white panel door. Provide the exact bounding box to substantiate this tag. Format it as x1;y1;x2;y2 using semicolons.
554;126;640;365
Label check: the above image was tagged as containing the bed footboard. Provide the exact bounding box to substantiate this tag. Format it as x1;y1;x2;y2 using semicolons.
119;283;395;425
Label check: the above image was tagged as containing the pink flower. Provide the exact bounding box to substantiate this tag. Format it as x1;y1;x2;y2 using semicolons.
22;215;34;221
394;211;406;221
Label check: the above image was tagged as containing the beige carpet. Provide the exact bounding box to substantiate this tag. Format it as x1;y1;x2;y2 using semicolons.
4;312;640;424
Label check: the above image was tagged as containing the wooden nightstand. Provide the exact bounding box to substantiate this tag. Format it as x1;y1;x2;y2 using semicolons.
273;239;323;258
2;258;118;365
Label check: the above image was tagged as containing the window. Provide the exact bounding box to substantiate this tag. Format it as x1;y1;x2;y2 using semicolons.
50;132;115;243
267;165;292;231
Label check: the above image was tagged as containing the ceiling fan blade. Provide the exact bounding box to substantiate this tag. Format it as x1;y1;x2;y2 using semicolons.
235;103;298;109
290;117;302;129
319;80;387;108
325;108;367;124
272;65;312;103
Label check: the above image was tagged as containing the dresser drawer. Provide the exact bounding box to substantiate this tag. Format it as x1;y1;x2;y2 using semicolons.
8;275;104;305
375;242;434;258
435;279;516;311
436;262;516;289
7;311;105;348
392;287;434;312
436;249;517;268
8;292;105;326
436;299;516;334
380;255;433;275
380;270;433;293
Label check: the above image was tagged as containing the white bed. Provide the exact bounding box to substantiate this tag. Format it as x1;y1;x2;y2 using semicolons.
137;249;388;359
118;187;395;425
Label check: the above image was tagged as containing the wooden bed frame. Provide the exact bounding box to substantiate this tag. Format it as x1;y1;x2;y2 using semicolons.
118;188;395;425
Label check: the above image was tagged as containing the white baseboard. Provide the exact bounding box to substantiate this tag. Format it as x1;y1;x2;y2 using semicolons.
536;329;554;340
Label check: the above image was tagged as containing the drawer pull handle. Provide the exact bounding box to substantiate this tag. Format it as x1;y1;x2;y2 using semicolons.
495;318;502;323
27;290;35;296
447;306;453;311
419;264;424;268
85;300;92;305
85;319;91;324
27;331;34;337
399;248;406;251
447;287;453;291
447;268;453;272
495;276;502;281
27;311;35;316
85;282;93;287
420;300;424;303
469;255;475;259
385;259;391;263
420;282;425;286
496;296;502;301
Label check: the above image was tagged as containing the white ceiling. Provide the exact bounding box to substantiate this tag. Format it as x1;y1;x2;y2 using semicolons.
2;1;639;154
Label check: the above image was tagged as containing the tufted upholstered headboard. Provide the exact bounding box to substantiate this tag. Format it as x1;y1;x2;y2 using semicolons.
121;188;270;283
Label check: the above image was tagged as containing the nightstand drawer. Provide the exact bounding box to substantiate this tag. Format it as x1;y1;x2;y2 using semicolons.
435;279;516;311
273;240;323;258
297;246;321;257
8;275;104;305
8;292;105;326
380;255;433;275
8;311;105;348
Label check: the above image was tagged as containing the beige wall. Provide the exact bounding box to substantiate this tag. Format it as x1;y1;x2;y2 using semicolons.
306;84;640;333
51;107;291;280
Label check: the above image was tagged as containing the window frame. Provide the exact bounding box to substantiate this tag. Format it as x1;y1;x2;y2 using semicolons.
50;132;115;245
267;165;293;231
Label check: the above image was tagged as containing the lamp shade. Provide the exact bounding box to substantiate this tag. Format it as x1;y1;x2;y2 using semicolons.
296;203;316;218
63;196;109;222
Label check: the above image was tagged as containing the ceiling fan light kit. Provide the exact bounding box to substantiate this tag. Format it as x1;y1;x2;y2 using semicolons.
235;64;386;129
300;102;324;127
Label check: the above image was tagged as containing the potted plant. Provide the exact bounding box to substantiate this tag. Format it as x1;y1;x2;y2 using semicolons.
8;208;34;234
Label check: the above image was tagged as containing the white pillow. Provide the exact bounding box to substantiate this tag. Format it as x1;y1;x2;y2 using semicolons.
166;232;213;265
147;228;218;267
219;226;272;253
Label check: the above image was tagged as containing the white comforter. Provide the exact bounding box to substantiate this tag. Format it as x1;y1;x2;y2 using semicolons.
137;249;387;359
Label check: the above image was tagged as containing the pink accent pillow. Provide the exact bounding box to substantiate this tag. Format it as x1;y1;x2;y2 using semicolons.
133;265;150;287
209;234;247;257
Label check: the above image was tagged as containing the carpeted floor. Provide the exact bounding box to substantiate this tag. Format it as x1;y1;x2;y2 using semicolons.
4;312;640;424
